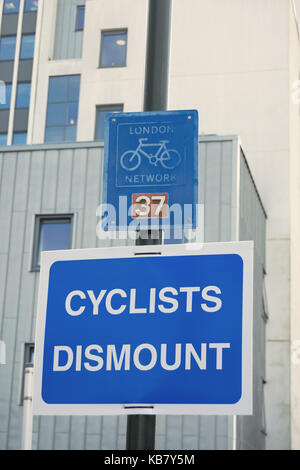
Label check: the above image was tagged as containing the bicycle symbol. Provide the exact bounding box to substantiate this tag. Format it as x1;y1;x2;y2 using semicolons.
120;138;182;171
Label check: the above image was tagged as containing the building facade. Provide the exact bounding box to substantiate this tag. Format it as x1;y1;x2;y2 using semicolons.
0;137;266;450
0;0;299;450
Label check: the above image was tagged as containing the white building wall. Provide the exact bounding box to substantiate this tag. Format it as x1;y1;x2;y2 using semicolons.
168;0;294;450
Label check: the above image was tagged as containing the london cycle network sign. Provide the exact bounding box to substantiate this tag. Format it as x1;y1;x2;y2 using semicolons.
102;110;198;230
33;242;253;416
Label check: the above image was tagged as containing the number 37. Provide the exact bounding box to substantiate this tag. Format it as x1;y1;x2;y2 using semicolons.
132;193;168;218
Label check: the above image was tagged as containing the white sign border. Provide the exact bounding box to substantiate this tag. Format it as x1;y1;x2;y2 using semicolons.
33;241;253;416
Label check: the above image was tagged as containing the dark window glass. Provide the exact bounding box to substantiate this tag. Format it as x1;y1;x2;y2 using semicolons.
100;30;127;67
0;83;12;109
16;82;31;108
32;215;73;269
0;36;17;61
75;5;85;31
20;34;35;59
95;105;123;141
3;0;20;14
24;343;34;366
13;132;27;145
24;0;38;11
19;343;35;406
45;75;80;144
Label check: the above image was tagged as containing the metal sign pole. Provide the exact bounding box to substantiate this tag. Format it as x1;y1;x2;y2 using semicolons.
21;366;34;450
126;0;172;451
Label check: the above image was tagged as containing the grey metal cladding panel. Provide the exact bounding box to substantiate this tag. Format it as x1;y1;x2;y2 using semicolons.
237;153;266;450
81;147;103;249
54;0;84;60
0;151;34;451
0;61;14;82
40;149;59;211
70;147;88;212
0;14;18;35
236;256;266;450
0;145;116;450
0;152;17;255
55;148;74;213
199;138;236;243
239;152;266;267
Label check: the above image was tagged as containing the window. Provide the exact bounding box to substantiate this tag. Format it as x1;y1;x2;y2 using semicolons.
0;36;17;61
18;343;34;406
95;104;123;141
16;82;31;108
20;34;35;59
75;5;85;31
3;0;20;14
0;134;7;145
32;214;73;270
24;343;34;366
13;132;27;145
45;75;80;143
0;83;12;109
24;0;38;12
99;30;127;67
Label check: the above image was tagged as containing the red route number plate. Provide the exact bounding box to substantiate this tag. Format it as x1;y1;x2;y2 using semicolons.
132;193;169;218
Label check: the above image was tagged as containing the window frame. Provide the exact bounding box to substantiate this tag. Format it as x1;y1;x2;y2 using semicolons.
45;74;81;144
75;5;85;31
95;103;123;141
31;214;74;272
99;29;128;68
24;342;34;366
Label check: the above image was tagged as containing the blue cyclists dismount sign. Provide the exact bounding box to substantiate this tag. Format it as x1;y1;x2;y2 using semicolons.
102;110;198;231
32;242;253;416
